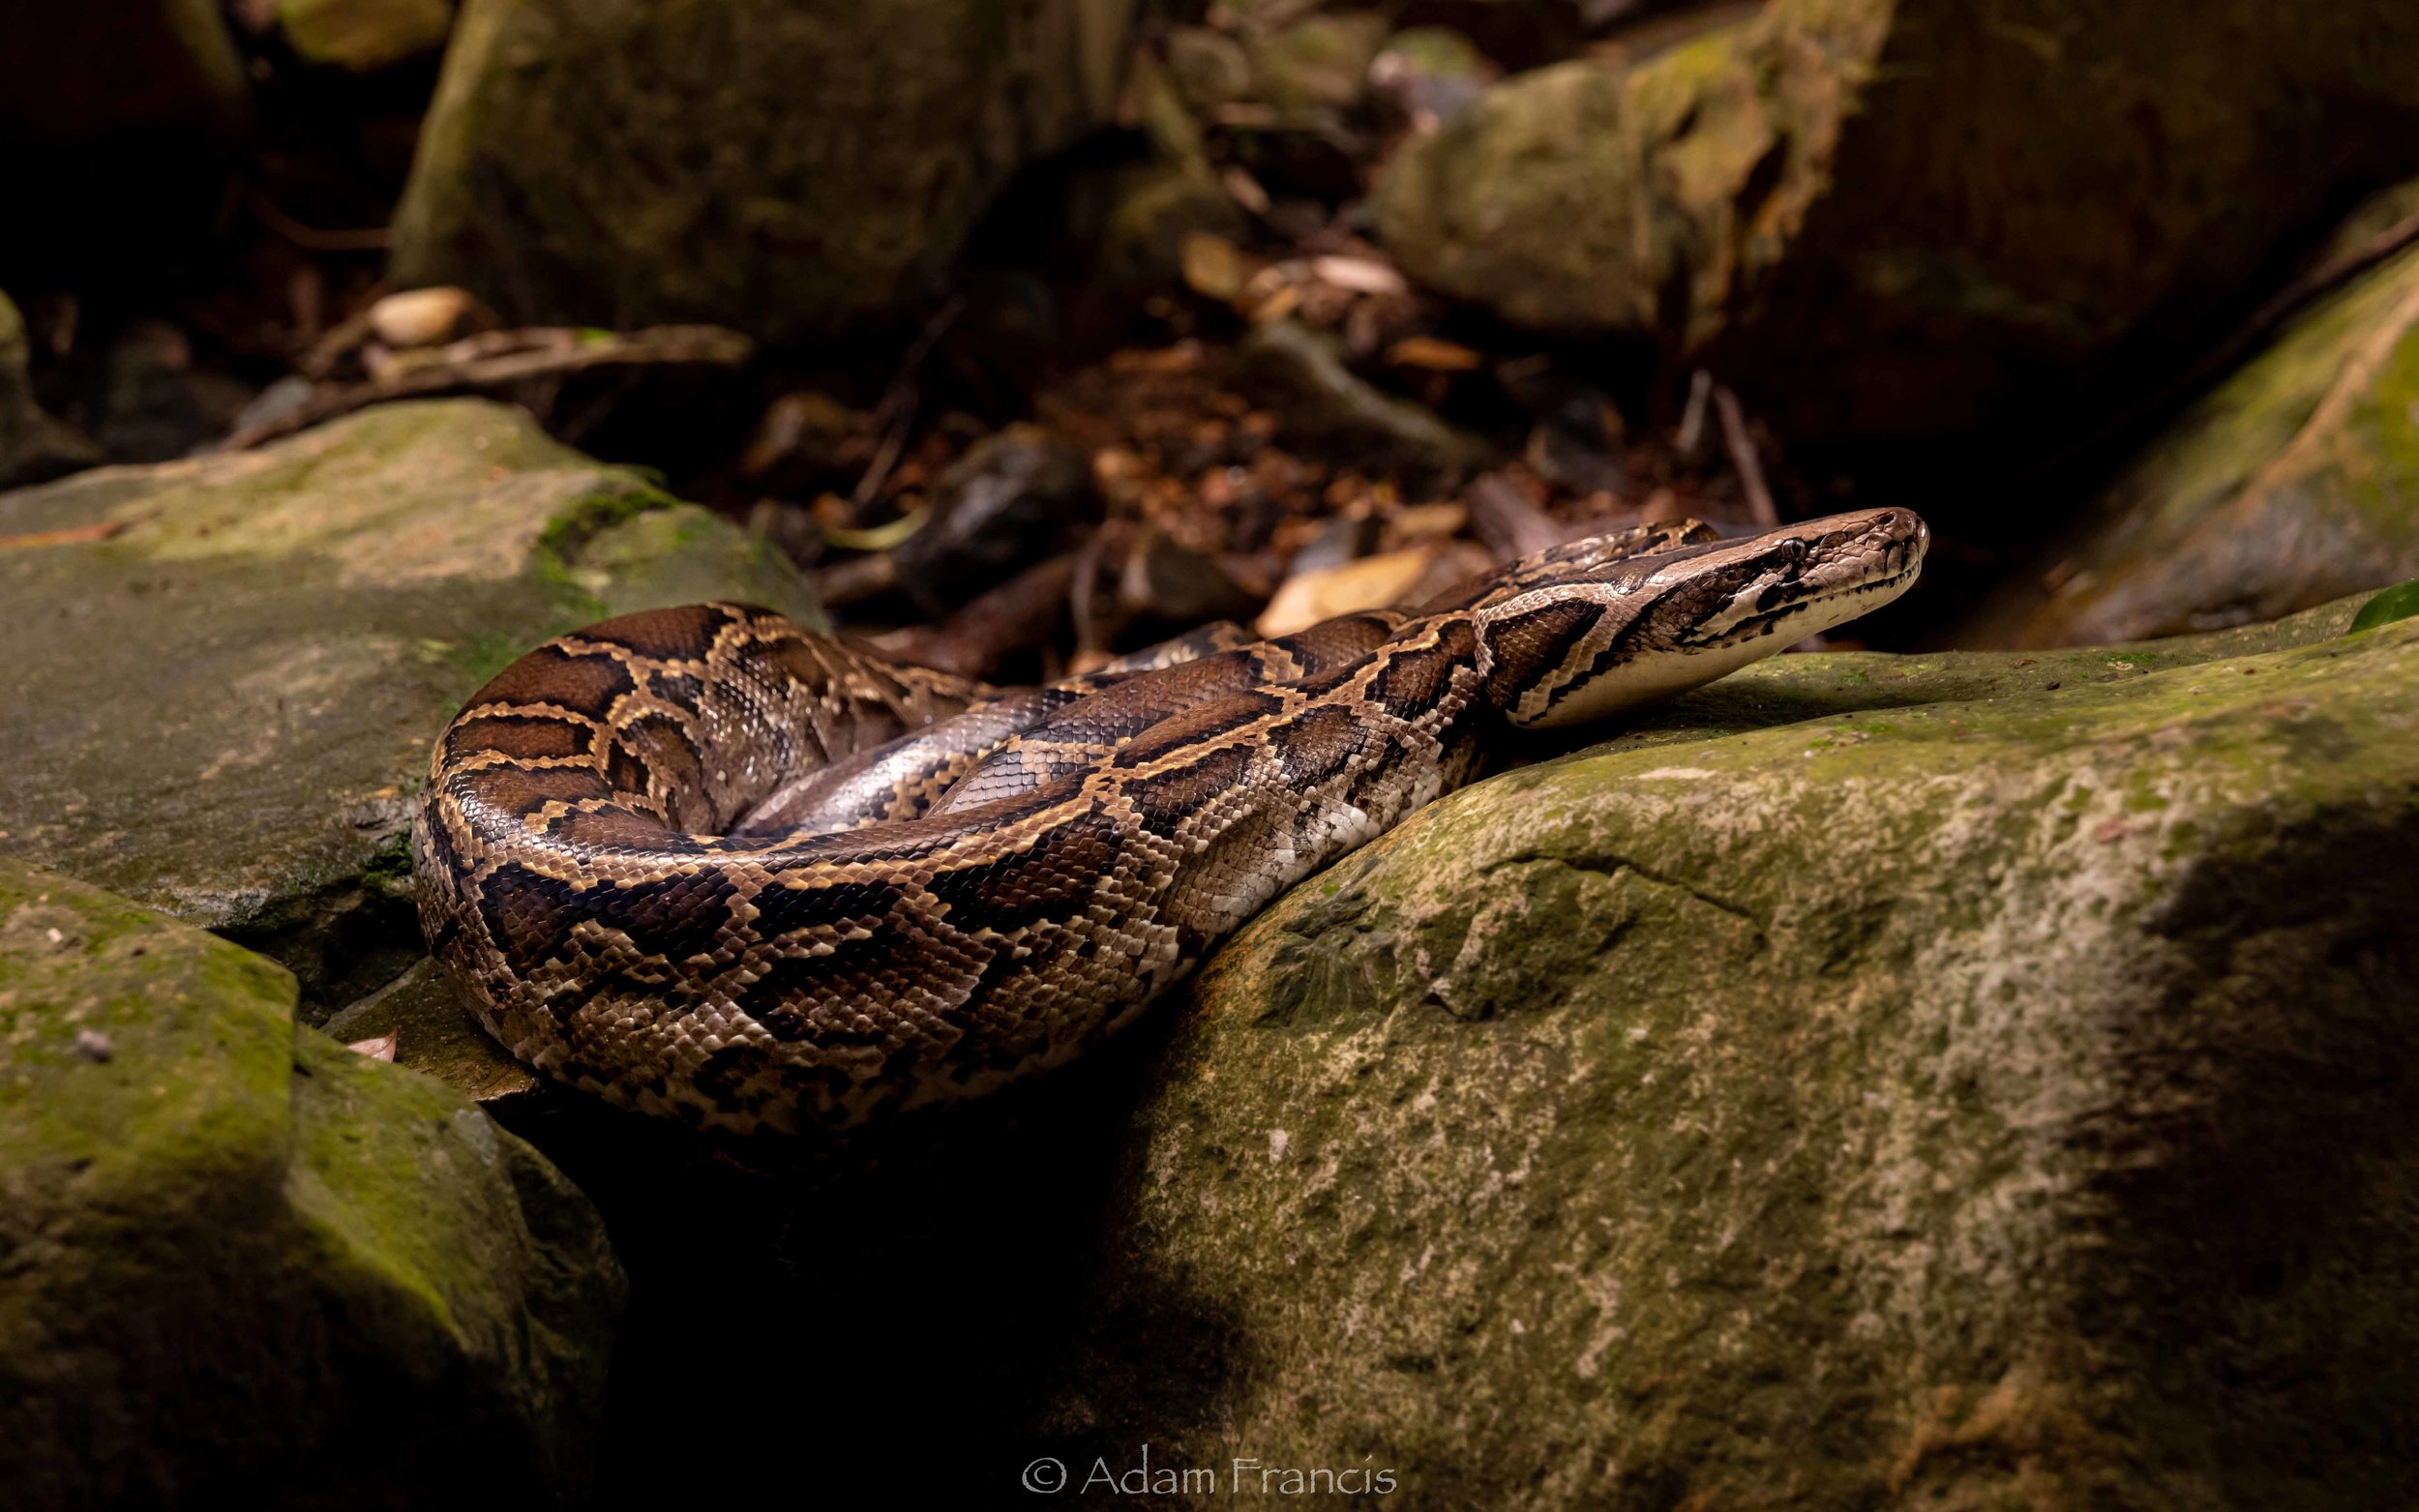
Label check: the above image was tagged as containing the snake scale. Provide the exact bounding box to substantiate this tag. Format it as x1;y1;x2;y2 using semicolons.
413;508;1926;1132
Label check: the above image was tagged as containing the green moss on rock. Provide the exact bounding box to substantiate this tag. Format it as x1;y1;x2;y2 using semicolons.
0;399;820;1011
1037;605;2419;1507
0;860;621;1506
1375;0;2419;448
2014;206;2419;645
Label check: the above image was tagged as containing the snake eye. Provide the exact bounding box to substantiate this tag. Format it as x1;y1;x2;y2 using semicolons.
1780;537;1808;562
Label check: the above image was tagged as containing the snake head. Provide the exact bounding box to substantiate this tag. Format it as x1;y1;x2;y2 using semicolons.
1476;507;1929;728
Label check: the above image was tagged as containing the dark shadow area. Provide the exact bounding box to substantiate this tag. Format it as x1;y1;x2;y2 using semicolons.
488;999;1238;1507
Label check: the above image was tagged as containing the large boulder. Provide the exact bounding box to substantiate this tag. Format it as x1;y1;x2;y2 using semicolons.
1375;0;2419;451
0;399;819;1013
0;859;622;1508
390;0;1137;341
2002;193;2419;646
1033;596;2419;1506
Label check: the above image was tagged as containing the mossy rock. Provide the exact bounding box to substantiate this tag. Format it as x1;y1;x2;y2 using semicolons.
2004;191;2419;645
390;0;1137;341
0;399;819;1012
0;860;622;1507
1035;598;2419;1506
1375;0;2419;451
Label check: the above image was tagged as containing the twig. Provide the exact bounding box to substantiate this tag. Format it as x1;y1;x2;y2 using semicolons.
217;325;753;450
869;553;1078;678
1465;471;1566;562
849;411;915;511
851;295;966;508
247;186;392;252
813;552;899;609
1713;383;1780;528
1675;367;1714;457
0;519;132;551
1068;522;1133;669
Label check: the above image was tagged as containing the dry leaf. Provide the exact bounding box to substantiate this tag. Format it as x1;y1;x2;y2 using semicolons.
1386;336;1482;371
1181;232;1259;302
1310;255;1409;296
1257;547;1439;637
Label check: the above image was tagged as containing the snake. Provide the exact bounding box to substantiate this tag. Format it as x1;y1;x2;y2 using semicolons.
412;508;1927;1133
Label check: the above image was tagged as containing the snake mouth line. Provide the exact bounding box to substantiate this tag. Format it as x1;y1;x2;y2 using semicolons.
1692;546;1926;649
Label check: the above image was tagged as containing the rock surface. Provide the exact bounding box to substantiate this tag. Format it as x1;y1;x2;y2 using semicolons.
323;957;538;1108
0;399;819;1012
1375;0;2419;449
0;859;622;1508
2008;202;2419;646
1035;596;2419;1507
391;0;1137;341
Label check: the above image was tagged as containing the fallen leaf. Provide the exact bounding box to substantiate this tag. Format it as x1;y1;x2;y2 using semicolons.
1386;336;1482;371
1258;547;1438;637
1181;232;1260;302
1311;255;1409;296
0;519;131;550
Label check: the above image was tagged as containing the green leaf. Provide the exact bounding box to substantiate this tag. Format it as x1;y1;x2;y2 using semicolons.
2349;578;2419;633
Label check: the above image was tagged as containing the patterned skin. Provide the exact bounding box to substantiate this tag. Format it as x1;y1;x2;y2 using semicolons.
413;510;1926;1133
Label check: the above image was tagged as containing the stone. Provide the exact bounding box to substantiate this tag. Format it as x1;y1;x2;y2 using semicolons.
87;319;259;464
892;423;1099;617
0;860;622;1506
279;0;455;72
322;957;538;1107
0;292;101;489
1230;320;1489;494
390;0;1138;341
0;399;820;1013
2006;199;2419;645
1090;162;1251;306
1164;25;1253;108
1036;595;2419;1506
1367;26;1494;132
1246;11;1389;120
1374;0;2419;450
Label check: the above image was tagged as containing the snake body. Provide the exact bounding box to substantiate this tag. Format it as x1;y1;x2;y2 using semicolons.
413;509;1926;1132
